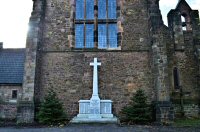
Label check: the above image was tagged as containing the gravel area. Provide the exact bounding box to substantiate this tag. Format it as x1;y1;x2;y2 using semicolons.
0;124;200;132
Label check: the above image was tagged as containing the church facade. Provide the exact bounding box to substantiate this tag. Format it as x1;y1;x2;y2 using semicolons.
0;0;200;124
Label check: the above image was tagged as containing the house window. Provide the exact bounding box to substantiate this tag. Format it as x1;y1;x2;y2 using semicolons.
173;67;180;89
75;0;117;49
11;90;18;99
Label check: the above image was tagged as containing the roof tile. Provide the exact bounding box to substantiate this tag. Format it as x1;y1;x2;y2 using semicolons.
0;49;25;84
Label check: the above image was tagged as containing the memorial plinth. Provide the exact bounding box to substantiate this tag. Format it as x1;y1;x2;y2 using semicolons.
71;58;117;123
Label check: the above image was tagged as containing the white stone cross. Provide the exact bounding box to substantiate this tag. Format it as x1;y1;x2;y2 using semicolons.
90;58;101;97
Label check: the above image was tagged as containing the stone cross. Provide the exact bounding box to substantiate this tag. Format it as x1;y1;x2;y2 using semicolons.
90;58;101;98
71;57;116;121
89;58;101;116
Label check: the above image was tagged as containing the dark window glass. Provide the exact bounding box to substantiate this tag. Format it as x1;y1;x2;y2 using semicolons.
98;24;107;48
85;24;94;48
98;0;106;19
173;67;180;89
76;0;84;19
75;24;84;48
108;0;117;19
108;24;117;48
86;0;94;19
12;90;18;99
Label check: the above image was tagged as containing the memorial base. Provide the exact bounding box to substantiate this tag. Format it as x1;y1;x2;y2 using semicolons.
71;100;118;123
71;116;118;123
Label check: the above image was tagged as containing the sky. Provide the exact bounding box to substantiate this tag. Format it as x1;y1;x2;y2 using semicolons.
0;0;199;48
160;0;200;26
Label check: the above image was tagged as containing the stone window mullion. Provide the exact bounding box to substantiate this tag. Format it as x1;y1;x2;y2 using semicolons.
84;0;86;19
84;23;86;48
116;0;122;48
94;0;98;48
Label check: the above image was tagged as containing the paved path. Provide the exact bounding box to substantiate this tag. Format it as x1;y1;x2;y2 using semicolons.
0;124;200;132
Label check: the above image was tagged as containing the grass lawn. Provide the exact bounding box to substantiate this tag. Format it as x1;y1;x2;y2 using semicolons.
173;118;200;127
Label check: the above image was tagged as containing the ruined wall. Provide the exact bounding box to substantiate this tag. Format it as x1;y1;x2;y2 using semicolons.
170;52;199;117
167;0;200;118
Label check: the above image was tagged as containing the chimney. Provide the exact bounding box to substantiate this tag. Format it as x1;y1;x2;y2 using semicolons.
0;42;3;49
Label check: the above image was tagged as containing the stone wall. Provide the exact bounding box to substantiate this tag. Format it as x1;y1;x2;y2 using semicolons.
34;0;154;119
122;0;150;50
169;51;199;118
0;85;22;119
175;52;198;95
174;104;199;118
0;104;17;119
40;0;150;51
17;0;44;123
36;52;154;118
0;85;22;102
23;0;199;122
167;0;200;119
41;0;69;51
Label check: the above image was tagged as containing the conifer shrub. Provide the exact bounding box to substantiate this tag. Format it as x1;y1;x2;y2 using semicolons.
120;89;152;124
37;90;67;125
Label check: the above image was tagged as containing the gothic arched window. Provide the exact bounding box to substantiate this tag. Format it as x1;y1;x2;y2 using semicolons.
181;15;187;31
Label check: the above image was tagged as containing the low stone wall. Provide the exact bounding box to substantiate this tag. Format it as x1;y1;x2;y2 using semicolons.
0;103;17;119
174;104;199;118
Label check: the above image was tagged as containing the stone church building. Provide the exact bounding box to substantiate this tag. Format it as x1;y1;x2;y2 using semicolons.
0;0;200;123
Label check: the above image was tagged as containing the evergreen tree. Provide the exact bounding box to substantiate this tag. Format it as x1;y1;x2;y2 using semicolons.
37;90;67;125
121;89;152;124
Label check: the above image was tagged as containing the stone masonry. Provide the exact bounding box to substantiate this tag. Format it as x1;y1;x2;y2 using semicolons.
13;0;200;124
0;85;22;119
17;0;44;123
167;0;200;118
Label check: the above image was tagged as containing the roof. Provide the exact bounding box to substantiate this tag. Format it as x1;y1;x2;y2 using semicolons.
0;49;25;84
176;0;191;11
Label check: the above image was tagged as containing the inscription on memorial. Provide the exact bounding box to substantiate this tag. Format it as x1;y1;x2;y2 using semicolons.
90;99;100;114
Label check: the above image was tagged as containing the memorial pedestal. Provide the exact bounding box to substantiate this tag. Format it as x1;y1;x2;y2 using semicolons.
71;100;117;123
